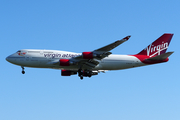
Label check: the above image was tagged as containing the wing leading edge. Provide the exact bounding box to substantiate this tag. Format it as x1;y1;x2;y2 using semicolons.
48;35;131;70
71;35;131;69
94;35;131;53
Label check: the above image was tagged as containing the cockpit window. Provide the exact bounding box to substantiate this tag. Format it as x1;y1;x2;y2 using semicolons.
17;50;21;53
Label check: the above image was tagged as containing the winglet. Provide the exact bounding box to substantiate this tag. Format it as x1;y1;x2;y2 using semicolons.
94;35;131;52
123;35;131;40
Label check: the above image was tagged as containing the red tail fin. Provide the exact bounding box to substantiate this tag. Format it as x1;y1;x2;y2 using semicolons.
137;33;173;57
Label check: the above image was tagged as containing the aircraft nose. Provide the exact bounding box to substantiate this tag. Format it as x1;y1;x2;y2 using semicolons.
6;56;10;62
6;54;15;63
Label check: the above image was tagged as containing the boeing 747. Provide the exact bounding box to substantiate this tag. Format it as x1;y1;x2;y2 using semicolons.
6;33;174;79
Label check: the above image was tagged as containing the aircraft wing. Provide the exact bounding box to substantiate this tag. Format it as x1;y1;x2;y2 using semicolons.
73;59;100;70
94;35;131;54
75;35;130;59
49;35;130;70
49;58;100;70
71;35;131;69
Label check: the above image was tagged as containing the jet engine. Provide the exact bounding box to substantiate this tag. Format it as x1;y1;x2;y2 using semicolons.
82;52;93;59
59;59;70;66
59;59;76;66
61;70;77;76
82;51;109;59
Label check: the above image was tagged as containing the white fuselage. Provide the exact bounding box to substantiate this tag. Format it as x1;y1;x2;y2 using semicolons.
6;49;145;71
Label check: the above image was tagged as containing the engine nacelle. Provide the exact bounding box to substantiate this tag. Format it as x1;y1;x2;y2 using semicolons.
61;70;77;76
82;52;94;59
59;59;76;66
59;59;70;66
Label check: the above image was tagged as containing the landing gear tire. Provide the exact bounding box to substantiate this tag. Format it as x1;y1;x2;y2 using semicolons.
78;69;82;76
78;69;84;80
22;71;25;74
88;71;92;78
21;66;25;74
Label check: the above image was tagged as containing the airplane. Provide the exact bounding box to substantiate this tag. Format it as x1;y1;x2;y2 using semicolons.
6;33;174;80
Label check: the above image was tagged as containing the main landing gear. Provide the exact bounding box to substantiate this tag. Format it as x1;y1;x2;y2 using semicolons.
78;69;92;80
21;66;25;74
78;69;83;80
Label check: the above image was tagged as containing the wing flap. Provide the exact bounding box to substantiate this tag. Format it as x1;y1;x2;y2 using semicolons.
80;59;100;69
55;35;131;70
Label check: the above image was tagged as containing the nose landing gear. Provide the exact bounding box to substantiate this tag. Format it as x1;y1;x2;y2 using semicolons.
21;66;25;74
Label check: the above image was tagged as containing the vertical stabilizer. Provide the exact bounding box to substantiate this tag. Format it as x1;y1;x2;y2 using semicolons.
137;33;173;57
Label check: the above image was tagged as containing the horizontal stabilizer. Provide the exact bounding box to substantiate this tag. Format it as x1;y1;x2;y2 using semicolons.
146;52;174;61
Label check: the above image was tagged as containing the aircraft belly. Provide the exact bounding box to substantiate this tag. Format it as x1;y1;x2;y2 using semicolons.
100;60;131;70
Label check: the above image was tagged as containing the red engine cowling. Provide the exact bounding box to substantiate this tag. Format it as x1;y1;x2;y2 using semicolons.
82;52;93;59
61;70;77;76
59;59;70;66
